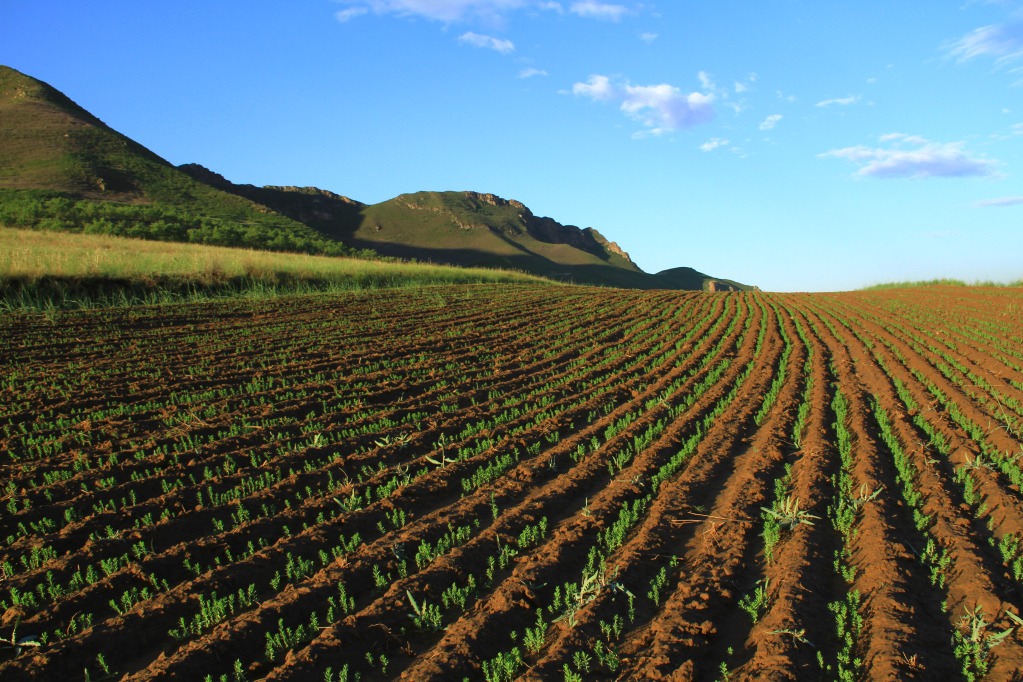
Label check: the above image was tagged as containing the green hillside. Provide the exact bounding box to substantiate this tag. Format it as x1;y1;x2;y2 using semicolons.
0;66;366;256
348;190;654;287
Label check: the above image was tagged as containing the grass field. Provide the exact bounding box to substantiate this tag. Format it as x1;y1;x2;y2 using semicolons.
0;226;554;311
863;278;1023;290
2;283;1023;680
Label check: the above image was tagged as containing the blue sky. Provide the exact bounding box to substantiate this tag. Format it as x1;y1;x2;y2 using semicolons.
2;1;1022;291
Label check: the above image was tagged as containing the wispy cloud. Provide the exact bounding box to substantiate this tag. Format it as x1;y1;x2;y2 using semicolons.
639;32;658;43
333;0;637;29
697;71;718;93
733;73;756;94
334;0;530;23
336;7;369;22
334;0;637;23
816;95;860;107
974;196;1023;207
572;74;715;135
569;1;630;21
458;31;515;52
820;133;998;178
759;114;782;131
518;67;548;78
699;137;729;152
946;18;1023;65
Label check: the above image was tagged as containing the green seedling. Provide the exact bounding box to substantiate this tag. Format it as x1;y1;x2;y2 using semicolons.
738;579;770;623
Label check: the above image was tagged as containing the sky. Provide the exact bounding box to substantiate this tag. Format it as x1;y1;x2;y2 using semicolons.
2;1;1022;291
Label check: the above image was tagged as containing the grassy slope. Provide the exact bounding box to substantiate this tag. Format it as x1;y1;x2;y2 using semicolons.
0;226;553;312
862;278;1023;289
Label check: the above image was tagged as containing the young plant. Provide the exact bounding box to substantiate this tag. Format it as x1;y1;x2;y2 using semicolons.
738;579;770;623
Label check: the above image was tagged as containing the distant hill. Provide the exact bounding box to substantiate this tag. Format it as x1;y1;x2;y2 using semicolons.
178;169;753;290
0;65;753;290
654;267;748;292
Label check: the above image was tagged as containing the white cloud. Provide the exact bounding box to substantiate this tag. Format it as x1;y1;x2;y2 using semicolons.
697;71;716;92
572;74;617;101
946;19;1023;64
458;31;515;52
640;32;658;43
734;82;748;93
336;7;369;22
820;133;998;178
538;1;563;11
759;114;782;130
518;67;548;78
974;196;1023;207
699;137;729;152
569;1;629;20
572;74;715;134
816;95;860;107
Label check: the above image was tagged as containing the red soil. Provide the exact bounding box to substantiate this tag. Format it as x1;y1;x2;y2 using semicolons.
1;284;1022;681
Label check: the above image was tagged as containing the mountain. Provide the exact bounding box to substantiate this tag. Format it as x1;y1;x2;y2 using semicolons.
178;170;752;290
0;65;752;290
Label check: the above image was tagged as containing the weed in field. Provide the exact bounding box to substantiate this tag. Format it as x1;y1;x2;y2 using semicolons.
952;605;1014;681
0;617;42;658
762;496;817;531
769;628;812;646
375;433;412;449
424;452;456;468
407;590;444;632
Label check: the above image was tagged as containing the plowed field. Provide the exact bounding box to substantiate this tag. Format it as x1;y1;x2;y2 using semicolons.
2;285;1022;681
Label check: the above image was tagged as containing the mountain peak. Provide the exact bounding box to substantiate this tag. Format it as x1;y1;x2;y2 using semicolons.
0;66;103;126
